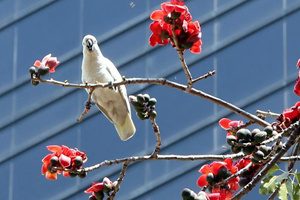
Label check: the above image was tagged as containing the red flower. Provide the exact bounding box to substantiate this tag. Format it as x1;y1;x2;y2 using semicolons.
41;145;87;180
34;54;59;73
219;118;244;130
149;21;171;46
282;101;300;122
212;188;232;200
297;58;300;68
149;0;202;53
294;71;300;96
85;182;104;193
197;158;238;187
198;191;221;200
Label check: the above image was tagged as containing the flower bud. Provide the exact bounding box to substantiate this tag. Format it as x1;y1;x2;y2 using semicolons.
74;156;83;168
136;94;145;104
37;66;50;76
147;98;157;107
29;66;37;74
253;131;267;144
78;172;87;178
50;156;59;166
150;110;157;119
31;80;39;86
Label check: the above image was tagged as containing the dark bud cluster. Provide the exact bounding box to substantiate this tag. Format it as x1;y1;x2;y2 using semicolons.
227;126;276;164
129;94;157;120
29;65;49;86
205;167;232;192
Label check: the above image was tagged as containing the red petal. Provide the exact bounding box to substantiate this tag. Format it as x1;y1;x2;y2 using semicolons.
41;164;48;175
197;175;208;187
174;5;187;13
42;54;51;63
34;60;41;67
207;193;221;200
211;162;227;175
150;10;164;20
294;72;300;96
297;58;300;68
199;164;211;174
47;145;62;154
219;118;232;129
59;154;71;168
149;34;159;46
42;154;53;164
164;4;175;13
45;172;57;180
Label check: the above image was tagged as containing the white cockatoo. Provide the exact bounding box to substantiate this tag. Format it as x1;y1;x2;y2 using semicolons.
81;34;136;141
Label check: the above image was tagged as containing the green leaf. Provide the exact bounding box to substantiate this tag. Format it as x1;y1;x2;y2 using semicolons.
295;173;300;183
293;183;300;200
279;183;288;200
267;164;280;175
260;176;278;195
276;172;289;183
286;181;294;200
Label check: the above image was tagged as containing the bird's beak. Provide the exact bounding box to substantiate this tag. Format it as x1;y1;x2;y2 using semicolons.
86;39;93;51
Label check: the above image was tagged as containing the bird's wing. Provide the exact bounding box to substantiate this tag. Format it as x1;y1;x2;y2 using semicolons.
104;58;131;114
95;102;114;123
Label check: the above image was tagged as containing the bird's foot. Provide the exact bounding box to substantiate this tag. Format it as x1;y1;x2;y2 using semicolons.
85;100;95;110
108;81;116;90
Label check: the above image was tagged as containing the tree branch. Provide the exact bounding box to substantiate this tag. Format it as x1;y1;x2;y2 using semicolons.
150;117;161;158
33;76;270;128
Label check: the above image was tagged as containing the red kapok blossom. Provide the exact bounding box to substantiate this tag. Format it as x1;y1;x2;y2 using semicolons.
34;54;59;73
219;118;244;130
84;182;104;193
282;101;300;122
41;145;87;180
149;0;202;54
197;158;238;187
294;71;300;96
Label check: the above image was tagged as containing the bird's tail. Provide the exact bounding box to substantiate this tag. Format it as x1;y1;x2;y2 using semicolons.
114;114;136;141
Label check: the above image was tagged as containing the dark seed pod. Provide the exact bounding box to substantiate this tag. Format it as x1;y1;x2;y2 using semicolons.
236;129;251;140
136;94;145;104
218;167;229;179
264;126;273;137
231;145;242;154
94;191;104;200
74;156;83;168
37;66;50;76
68;172;77;178
50;156;59;166
147;98;157;107
242;146;255;155
259;145;269;155
206;173;215;184
29;66;37;74
150;110;157;119
226;135;237;146
78;172;87;178
137;112;147;120
182;188;192;199
31;80;39;86
47;163;57;174
253;131;267;144
143;94;150;102
252;150;264;160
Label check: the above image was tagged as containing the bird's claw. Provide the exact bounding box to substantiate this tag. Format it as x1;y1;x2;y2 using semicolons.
108;81;117;90
85;100;95;110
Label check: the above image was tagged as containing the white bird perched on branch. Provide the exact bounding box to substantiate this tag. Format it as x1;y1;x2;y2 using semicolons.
81;34;136;141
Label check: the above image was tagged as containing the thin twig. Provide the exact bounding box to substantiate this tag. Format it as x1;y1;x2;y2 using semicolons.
33;76;270;128
170;22;193;89
231;121;300;200
108;162;130;200
77;87;95;122
192;70;216;84
256;110;281;118
150;117;161;158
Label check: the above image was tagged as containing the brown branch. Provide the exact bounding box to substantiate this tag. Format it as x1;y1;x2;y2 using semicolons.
74;153;300;174
33;76;270;128
150;117;161;158
77;87;95;122
171;22;193;89
108;162;130;200
231;121;300;200
256;110;280;118
192;70;216;84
